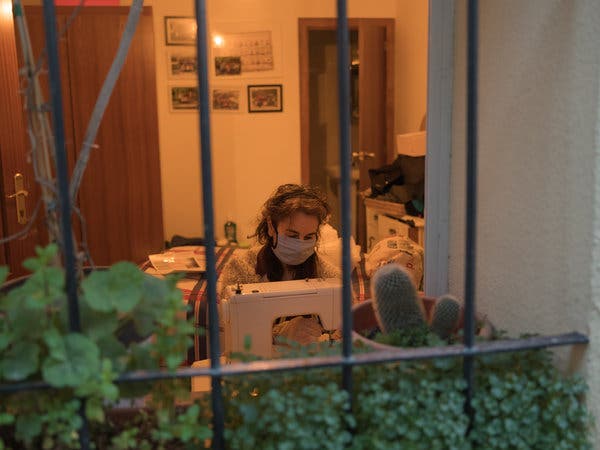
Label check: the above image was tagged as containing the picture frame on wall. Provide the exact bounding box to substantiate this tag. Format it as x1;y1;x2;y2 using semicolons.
167;49;197;79
211;87;242;113
210;22;283;78
169;85;199;112
164;16;196;46
247;84;283;113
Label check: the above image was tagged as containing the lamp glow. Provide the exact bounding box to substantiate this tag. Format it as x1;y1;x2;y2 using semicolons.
213;34;224;47
1;1;12;19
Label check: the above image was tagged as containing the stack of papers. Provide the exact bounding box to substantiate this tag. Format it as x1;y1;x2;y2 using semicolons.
148;246;207;274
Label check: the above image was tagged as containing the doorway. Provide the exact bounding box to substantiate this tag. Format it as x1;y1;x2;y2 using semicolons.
298;18;395;250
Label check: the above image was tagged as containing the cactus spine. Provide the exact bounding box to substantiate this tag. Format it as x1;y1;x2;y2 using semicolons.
370;263;425;334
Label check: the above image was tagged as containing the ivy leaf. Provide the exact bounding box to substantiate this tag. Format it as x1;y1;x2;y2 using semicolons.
3;295;48;341
0;267;8;285
22;244;58;272
0;332;10;352
94;334;129;375
2;340;40;381
0;412;14;426
85;397;105;423
15;413;43;445
82;262;144;313
131;275;171;336
42;333;100;387
80;301;120;341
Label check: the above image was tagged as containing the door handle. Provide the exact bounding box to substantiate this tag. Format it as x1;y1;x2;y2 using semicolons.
351;151;376;162
6;173;29;224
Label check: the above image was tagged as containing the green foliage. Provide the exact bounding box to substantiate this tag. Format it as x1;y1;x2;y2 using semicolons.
351;360;470;450
191;341;591;450
470;349;592;450
0;245;202;449
0;246;593;449
217;370;353;450
373;322;445;348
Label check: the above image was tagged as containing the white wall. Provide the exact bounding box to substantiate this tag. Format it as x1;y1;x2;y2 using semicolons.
149;0;428;245
450;0;600;438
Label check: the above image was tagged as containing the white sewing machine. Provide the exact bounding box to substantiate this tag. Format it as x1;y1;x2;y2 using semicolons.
219;278;342;358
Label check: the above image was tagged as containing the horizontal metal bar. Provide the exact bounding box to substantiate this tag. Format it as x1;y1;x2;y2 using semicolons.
0;332;587;394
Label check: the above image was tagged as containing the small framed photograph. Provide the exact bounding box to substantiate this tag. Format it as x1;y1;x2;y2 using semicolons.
211;87;242;113
214;56;242;76
247;84;283;113
167;49;197;79
164;16;197;46
169;85;199;112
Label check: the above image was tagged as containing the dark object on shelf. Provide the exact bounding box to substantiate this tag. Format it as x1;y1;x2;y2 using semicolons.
368;157;404;197
166;235;206;249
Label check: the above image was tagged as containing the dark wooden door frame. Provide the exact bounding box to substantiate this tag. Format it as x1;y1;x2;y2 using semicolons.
298;17;395;185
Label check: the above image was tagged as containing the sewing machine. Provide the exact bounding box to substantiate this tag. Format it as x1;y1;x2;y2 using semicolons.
219;278;342;358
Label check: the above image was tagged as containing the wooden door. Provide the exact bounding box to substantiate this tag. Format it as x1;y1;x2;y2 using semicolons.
64;7;163;265
0;7;48;278
0;6;163;275
299;18;394;248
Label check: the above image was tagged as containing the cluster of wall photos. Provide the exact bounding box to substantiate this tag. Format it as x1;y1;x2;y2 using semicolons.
165;17;283;113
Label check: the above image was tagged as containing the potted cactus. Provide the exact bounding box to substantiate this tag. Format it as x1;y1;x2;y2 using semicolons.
352;263;495;349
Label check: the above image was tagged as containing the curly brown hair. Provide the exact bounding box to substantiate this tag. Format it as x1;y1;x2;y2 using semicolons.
254;183;330;244
254;184;331;281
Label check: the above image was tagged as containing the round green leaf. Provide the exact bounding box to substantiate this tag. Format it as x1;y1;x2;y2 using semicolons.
42;333;100;387
82;262;144;313
2;340;40;381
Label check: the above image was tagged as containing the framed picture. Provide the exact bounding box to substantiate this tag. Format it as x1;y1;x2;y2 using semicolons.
167;49;197;79
210;22;282;78
211;87;242;113
164;16;196;46
247;84;282;113
169;85;199;112
214;56;242;76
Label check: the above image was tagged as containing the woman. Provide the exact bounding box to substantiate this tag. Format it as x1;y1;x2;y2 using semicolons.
219;183;340;297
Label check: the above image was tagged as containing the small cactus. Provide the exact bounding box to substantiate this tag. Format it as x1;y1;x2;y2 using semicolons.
430;295;461;340
370;263;425;334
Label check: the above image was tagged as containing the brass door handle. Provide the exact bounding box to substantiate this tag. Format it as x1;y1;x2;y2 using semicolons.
6;173;29;224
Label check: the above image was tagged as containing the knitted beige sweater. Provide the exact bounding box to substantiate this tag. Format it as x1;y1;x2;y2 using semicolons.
218;245;341;299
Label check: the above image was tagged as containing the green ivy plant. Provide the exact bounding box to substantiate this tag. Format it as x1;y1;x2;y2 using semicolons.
0;244;209;449
0;247;593;449
203;345;591;450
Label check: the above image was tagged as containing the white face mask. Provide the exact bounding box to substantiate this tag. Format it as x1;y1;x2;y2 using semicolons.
272;233;316;266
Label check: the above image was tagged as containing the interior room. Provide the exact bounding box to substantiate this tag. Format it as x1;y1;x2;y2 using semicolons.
0;0;434;370
0;0;429;275
2;0;600;442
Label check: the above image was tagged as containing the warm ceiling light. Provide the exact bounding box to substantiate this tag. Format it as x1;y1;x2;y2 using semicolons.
213;34;224;47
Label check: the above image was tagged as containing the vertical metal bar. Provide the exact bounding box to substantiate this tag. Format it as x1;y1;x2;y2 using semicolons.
193;1;225;448
41;1;89;448
336;0;354;404
463;0;479;428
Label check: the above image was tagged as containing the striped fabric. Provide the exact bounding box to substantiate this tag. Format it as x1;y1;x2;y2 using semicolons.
186;246;237;363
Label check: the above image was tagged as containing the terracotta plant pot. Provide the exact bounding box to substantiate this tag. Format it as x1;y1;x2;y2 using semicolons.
352;297;495;350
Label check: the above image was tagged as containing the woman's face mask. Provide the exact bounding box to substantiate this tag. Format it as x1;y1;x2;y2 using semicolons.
272;232;316;266
269;211;319;266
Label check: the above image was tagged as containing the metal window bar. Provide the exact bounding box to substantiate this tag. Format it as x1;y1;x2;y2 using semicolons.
1;0;588;449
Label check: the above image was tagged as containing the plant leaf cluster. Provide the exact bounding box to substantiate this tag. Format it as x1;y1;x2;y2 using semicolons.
0;245;204;449
0;246;593;449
